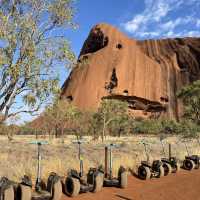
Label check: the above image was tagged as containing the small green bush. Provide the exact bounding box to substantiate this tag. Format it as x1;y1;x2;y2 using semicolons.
160;120;183;135
132;119;200;138
133;119;162;134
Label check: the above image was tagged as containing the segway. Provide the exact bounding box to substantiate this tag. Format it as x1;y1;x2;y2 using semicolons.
0;177;15;200
101;144;127;188
138;142;164;180
16;141;62;200
64;140;103;197
182;141;200;170
160;140;180;174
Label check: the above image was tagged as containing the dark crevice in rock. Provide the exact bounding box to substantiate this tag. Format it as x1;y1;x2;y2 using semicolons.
102;94;166;112
160;96;169;103
79;27;108;56
66;95;73;102
123;90;129;95
105;68;118;93
116;43;122;49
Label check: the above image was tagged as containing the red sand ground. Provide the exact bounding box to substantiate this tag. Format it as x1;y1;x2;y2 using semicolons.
61;169;200;200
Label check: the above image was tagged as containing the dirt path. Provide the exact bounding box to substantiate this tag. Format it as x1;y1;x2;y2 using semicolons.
61;169;200;200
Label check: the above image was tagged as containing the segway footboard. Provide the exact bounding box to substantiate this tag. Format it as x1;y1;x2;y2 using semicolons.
103;178;119;187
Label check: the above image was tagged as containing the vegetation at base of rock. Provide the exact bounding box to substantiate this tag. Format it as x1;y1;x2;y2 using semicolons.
1;96;200;140
3;78;200;139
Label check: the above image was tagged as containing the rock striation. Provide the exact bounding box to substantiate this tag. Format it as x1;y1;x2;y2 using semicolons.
61;23;200;120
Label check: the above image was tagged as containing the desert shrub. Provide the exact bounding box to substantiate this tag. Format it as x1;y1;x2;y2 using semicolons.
133;119;162;134
160;119;183;135
178;121;200;138
131;118;200;137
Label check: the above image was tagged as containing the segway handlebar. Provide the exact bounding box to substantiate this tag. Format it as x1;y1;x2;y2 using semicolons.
29;141;48;145
106;143;120;149
72;139;87;144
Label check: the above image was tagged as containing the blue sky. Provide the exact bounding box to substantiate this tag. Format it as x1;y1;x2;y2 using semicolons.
13;0;200;124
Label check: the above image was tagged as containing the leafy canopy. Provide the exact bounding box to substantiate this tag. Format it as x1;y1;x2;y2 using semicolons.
0;0;76;122
178;80;200;124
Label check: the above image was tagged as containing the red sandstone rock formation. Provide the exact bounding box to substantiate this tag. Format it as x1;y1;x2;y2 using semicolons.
61;23;200;120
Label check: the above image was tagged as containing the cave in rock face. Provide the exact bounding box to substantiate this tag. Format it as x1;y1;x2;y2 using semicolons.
61;23;200;120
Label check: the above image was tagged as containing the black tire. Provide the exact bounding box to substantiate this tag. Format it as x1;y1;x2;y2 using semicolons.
120;171;128;188
16;184;32;200
183;159;195;170
92;173;103;193
158;166;164;178
64;177;80;197
47;173;62;200
163;163;172;176
2;186;15;200
50;181;62;200
138;165;151;180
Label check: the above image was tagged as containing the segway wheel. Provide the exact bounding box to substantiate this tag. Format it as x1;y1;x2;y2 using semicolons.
17;184;32;200
92;173;103;193
47;173;62;200
65;177;80;197
183;159;195;170
50;181;62;200
163;163;172;176
158;166;164;178
138;165;151;180
174;163;180;173
2;186;15;200
120;171;128;188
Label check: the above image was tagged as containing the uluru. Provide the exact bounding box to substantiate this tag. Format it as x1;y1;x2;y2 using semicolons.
61;23;200;120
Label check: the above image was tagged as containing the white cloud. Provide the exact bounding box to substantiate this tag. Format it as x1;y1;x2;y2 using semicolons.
139;31;161;37
187;31;200;37
196;19;200;27
125;15;146;32
160;16;195;31
122;0;200;39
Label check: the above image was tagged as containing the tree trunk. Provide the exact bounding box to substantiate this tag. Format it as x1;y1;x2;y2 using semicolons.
61;127;64;144
102;116;106;142
55;125;58;138
35;130;38;139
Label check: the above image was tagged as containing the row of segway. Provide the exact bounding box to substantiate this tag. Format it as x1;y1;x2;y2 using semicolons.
64;142;127;197
0;141;128;199
137;139;200;180
137;141;180;180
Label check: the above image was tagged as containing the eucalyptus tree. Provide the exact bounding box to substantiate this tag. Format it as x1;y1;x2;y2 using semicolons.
98;99;128;141
0;0;76;122
178;80;200;124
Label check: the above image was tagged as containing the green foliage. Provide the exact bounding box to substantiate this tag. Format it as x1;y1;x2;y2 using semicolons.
42;99;82;137
0;0;76;121
160;120;183;135
97;99;129;140
109;114;131;137
133;119;162;134
178;121;200;138
132;118;200;138
178;80;200;124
